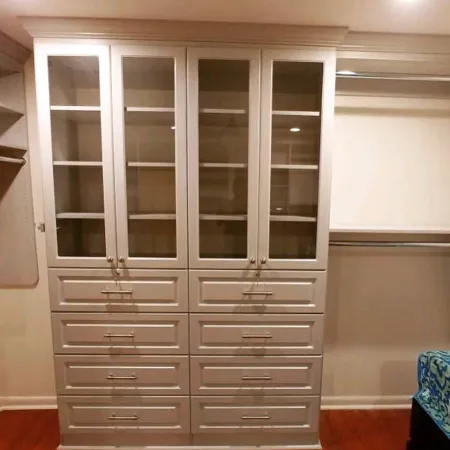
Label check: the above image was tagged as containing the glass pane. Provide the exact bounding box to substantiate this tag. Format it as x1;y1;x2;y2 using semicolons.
49;56;105;258
122;57;177;258
198;59;250;259
269;61;323;260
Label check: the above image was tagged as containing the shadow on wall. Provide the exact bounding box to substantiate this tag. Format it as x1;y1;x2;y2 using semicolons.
322;247;450;399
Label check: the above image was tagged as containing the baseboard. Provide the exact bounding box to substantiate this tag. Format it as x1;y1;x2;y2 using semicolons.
321;395;412;410
0;396;57;411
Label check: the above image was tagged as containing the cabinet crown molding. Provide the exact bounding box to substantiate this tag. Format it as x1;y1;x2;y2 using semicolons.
0;31;30;73
20;17;348;47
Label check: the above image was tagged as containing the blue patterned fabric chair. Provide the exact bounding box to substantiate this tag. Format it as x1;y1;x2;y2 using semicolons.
407;351;450;450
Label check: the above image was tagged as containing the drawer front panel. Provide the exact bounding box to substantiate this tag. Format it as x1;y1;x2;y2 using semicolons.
49;269;188;312
191;396;319;434
191;356;322;395
190;314;323;355
52;313;188;354
59;396;190;434
190;270;326;313
55;355;189;395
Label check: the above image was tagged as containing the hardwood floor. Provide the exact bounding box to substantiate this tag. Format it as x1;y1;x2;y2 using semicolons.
0;409;411;450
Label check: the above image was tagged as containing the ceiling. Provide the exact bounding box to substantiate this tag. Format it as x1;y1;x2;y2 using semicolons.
2;0;450;48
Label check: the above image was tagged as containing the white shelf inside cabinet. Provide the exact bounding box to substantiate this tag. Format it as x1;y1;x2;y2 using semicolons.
200;108;247;115
270;215;317;223
272;110;321;117
53;161;102;167
127;162;175;168
125;107;175;113
199;163;247;169
56;212;105;219
50;106;101;123
200;214;247;221
0;101;24;116
129;213;176;220
124;107;175;125
271;164;318;171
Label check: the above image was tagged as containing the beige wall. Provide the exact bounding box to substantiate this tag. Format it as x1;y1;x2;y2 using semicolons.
0;58;55;409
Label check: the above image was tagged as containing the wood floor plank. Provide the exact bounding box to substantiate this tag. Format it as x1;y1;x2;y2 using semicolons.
0;409;411;450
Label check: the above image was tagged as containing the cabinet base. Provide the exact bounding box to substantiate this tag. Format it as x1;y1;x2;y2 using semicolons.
58;446;322;450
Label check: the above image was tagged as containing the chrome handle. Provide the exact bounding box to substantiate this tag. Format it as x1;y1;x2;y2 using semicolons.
101;289;133;295
108;413;139;421
242;333;272;339
104;333;135;338
241;375;272;381
106;373;137;380
243;291;273;296
241;414;271;420
260;257;267;264
249;257;256;264
118;256;125;263
106;256;114;263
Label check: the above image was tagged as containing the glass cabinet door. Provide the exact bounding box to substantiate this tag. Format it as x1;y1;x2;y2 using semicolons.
258;49;336;270
187;48;260;269
35;44;116;268
112;47;187;268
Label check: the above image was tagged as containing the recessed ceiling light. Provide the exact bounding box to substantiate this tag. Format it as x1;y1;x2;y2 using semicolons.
336;70;356;75
290;127;301;133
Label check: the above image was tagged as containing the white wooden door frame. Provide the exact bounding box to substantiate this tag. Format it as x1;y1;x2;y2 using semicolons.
34;43;117;268
111;45;188;269
187;47;261;270
258;48;336;271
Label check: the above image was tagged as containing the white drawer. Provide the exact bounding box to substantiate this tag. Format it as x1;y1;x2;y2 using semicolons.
190;356;322;395
190;314;323;355
190;270;326;313
49;269;188;312
55;355;189;395
52;313;188;355
191;396;319;434
59;396;190;435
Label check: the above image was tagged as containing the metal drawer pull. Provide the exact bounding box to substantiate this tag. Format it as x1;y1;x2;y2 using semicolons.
106;373;137;380
242;333;273;339
242;375;272;381
104;333;135;338
108;413;139;421
243;291;273;296
101;289;133;295
241;414;271;420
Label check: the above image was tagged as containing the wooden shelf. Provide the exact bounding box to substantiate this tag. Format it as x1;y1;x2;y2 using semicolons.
50;106;101;124
0;155;25;165
127;162;175;168
270;215;317;223
129;213;176;220
53;161;102;167
56;212;104;220
272;110;320;117
200;108;247;115
125;107;174;113
271;164;319;171
0;101;24;116
199;163;247;169
51;106;101;112
200;214;247;221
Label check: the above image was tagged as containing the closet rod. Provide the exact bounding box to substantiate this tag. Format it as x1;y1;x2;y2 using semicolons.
330;241;450;248
0;155;25;165
336;72;450;82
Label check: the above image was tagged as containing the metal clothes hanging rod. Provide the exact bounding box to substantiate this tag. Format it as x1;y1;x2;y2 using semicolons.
0;155;26;165
330;241;450;248
336;72;450;83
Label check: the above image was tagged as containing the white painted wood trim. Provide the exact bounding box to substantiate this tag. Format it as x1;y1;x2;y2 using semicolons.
321;395;412;410
0;396;57;411
111;45;187;269
57;446;322;450
187;47;260;270
20;17;346;48
34;42;116;268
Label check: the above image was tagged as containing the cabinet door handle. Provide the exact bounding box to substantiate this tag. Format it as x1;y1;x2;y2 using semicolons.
108;414;139;421
101;289;133;295
241;414;271;420
241;333;272;339
106;373;137;380
104;333;135;338
106;256;114;263
242;291;273;296
241;375;272;381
